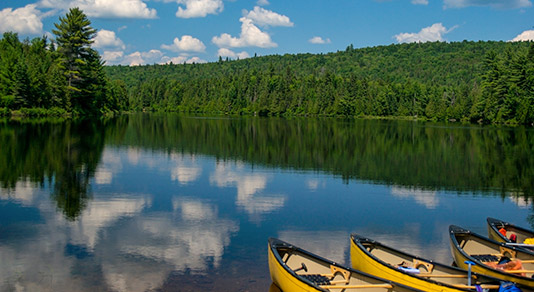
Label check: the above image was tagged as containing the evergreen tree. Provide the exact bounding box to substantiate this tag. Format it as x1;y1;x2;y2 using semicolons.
52;7;98;113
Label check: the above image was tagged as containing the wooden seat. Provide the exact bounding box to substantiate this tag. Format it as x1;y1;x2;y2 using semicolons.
471;254;499;262
302;274;331;285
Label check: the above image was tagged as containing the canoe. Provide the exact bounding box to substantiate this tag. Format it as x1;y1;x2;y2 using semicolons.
487;217;534;249
268;237;424;292
350;234;505;292
450;225;534;288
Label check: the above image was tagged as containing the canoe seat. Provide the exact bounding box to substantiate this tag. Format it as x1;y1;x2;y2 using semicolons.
302;274;331;285
472;254;499;262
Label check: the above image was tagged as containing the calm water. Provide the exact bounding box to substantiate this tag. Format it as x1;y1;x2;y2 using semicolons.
1;114;533;292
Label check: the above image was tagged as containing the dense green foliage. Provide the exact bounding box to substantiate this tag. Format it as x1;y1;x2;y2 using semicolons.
106;41;534;124
0;8;126;116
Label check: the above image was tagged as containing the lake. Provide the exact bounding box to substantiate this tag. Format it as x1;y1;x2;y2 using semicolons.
1;114;533;292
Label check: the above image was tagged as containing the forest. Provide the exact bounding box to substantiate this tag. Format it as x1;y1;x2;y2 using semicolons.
0;8;533;124
105;41;534;125
0;8;127;117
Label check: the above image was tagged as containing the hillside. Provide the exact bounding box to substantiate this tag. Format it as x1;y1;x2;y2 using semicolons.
104;40;532;124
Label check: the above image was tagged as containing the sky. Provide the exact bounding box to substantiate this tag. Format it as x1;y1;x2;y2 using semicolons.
1;0;533;66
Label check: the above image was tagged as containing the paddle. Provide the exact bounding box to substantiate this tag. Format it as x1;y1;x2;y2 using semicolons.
464;260;475;286
505;243;534;247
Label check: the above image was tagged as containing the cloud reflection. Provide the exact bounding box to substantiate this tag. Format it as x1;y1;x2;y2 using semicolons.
171;166;201;185
509;194;530;209
69;196;152;248
391;185;439;209
0;180;40;206
169;153;202;185
100;198;239;291
210;163;286;220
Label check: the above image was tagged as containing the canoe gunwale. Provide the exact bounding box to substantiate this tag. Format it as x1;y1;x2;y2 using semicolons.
268;237;329;292
487;217;534;246
350;233;481;290
449;225;534;283
268;237;424;292
487;217;513;243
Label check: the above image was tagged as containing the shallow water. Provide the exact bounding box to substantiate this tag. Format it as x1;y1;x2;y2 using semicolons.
0;114;533;291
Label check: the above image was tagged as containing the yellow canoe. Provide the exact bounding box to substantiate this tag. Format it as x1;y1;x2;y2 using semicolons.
350;234;505;292
268;237;424;292
487;217;534;249
450;225;534;288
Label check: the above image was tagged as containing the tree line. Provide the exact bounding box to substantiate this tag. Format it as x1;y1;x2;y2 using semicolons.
0;8;127;117
106;41;534;125
1;8;533;124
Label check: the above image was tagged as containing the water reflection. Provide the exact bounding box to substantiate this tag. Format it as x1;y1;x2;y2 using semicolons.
0;180;39;206
210;162;286;221
94;150;123;185
100;199;239;291
391;185;439;209
277;231;349;264
307;178;326;191
70;197;151;248
1;115;533;292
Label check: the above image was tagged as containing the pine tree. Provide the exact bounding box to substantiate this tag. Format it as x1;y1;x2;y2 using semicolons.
52;7;98;113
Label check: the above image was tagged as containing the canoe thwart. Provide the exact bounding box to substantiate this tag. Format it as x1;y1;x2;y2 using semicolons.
502;269;534;274
413;259;434;273
451;284;501;290
417;273;473;278
320;283;394;289
500;246;517;258
330;265;351;284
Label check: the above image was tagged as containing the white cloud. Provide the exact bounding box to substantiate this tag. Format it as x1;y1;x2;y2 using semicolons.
161;35;206;52
186;56;206;63
257;0;270;5
217;48;250;59
443;0;532;9
243;6;293;27
94;30;125;50
511;30;534;41
309;36;331;44
411;0;429;4
111;51;207;66
212;17;277;48
0;4;43;34
171;0;224;18
161;55;207;64
38;0;157;19
124;50;164;66
394;23;454;43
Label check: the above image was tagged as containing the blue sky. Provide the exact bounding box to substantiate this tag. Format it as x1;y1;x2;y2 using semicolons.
1;0;533;65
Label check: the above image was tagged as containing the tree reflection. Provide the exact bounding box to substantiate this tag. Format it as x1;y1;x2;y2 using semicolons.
116;114;534;198
0;117;128;220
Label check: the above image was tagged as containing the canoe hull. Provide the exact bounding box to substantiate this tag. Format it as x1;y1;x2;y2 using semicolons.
487;217;534;247
268;242;322;292
449;225;534;288
268;238;423;292
487;217;509;243
350;234;499;292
